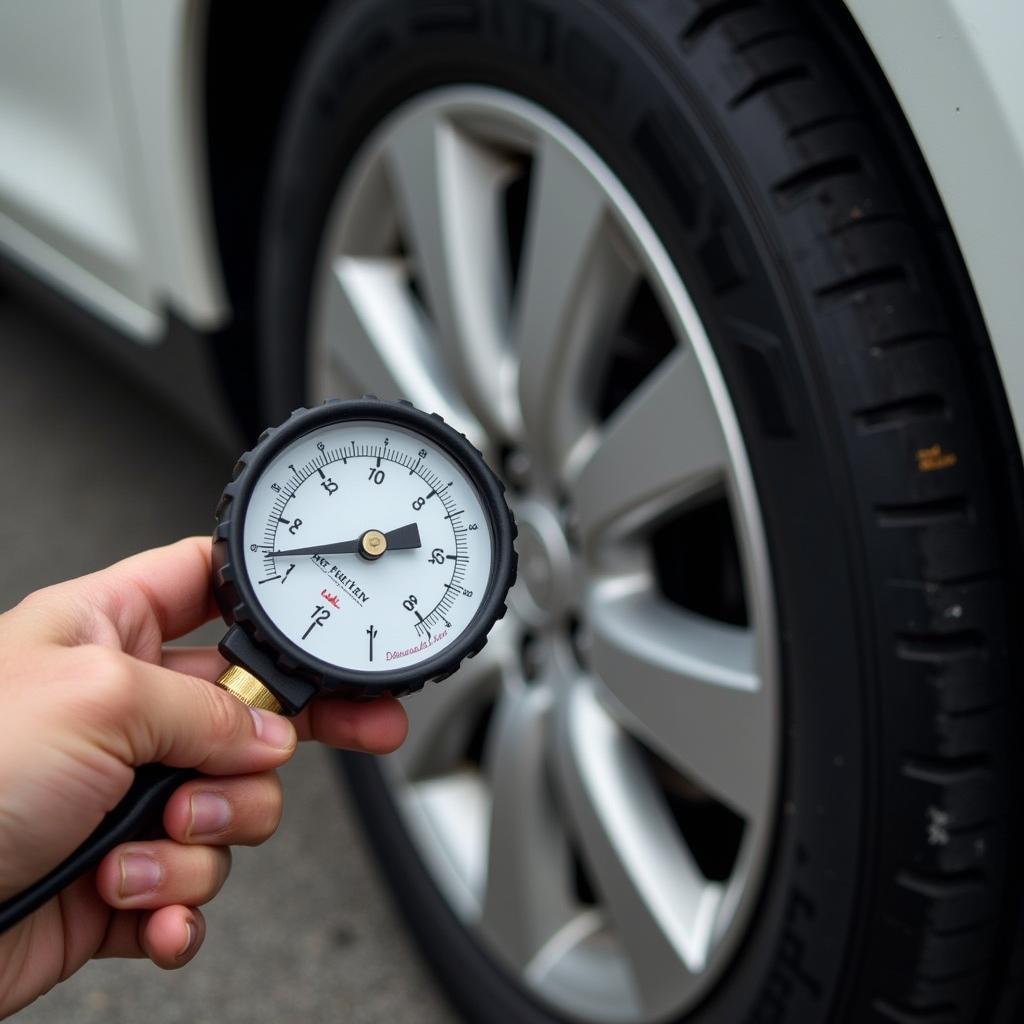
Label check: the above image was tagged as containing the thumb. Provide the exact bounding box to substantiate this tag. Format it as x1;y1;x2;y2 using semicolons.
69;645;296;775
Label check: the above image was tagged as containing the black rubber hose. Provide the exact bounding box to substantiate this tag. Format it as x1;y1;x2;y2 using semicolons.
0;764;198;933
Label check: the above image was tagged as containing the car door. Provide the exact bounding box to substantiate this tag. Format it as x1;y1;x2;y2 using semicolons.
0;0;162;337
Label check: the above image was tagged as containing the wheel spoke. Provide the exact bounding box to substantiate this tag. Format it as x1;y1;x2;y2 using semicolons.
556;681;722;1016
586;581;770;820
386;619;515;780
318;255;482;446
396;770;491;921
478;685;578;971
568;347;729;546
384;111;519;438
514;136;640;480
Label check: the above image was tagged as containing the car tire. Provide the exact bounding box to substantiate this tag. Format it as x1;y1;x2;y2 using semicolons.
257;1;1024;1021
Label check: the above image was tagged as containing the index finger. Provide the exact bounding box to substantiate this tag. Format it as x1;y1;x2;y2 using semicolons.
20;537;219;659
295;694;408;754
162;647;409;754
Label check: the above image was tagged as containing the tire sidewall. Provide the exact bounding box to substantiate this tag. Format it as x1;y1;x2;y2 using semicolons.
260;3;879;1021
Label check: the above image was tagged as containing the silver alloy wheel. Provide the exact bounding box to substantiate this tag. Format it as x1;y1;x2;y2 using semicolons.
308;87;779;1024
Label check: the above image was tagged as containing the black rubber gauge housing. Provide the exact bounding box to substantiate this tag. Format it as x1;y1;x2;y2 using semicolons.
212;398;517;709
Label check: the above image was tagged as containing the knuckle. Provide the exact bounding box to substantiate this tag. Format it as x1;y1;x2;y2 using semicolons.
266;782;285;831
201;685;246;743
17;581;71;618
253;778;284;840
202;846;232;892
79;645;137;710
15;586;49;614
176;674;242;746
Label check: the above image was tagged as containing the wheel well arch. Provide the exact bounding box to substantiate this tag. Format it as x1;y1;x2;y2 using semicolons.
203;0;331;435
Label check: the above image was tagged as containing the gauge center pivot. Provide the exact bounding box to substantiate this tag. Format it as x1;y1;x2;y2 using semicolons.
360;529;387;560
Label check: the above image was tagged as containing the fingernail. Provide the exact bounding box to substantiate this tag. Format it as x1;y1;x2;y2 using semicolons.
249;707;294;750
177;917;198;961
120;853;162;898
188;792;232;839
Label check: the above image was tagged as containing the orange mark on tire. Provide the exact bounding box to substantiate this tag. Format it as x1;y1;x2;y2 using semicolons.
916;443;958;472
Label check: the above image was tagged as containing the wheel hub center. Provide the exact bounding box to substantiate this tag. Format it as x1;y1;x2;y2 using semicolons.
511;499;573;623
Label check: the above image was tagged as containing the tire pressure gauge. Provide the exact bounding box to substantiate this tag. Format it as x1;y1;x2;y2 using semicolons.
212;398;517;711
0;398;516;933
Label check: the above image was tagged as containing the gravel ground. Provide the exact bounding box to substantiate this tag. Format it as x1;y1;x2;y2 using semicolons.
0;295;457;1024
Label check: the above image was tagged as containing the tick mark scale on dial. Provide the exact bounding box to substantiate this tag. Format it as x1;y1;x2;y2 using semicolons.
235;408;506;685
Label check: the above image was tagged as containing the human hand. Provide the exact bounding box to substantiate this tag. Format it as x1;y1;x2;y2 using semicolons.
0;538;407;1017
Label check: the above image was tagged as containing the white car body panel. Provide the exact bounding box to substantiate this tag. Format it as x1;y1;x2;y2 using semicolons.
0;0;226;340
117;0;227;332
0;1;156;335
0;0;1020;447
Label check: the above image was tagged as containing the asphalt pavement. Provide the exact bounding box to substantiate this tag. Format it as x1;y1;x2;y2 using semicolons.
0;295;457;1024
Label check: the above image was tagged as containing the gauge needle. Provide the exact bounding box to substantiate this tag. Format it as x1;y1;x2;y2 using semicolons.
269;523;422;558
382;523;421;550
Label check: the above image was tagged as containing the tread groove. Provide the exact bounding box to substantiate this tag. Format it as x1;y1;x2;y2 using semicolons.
946;701;1004;720
885;571;996;589
773;155;862;199
814;265;908;303
680;0;760;43
898;867;987;895
854;393;947;431
874;496;970;528
728;65;810;108
901;752;993;784
874;998;960;1023
829;213;912;237
895;630;986;663
787;112;861;139
735;28;804;53
932;917;998;939
923;570;994;588
870;330;949;355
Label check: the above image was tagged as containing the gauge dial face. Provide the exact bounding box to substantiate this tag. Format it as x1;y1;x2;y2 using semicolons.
241;420;494;673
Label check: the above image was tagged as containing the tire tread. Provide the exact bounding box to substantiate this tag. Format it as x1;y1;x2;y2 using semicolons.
683;1;1019;1018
